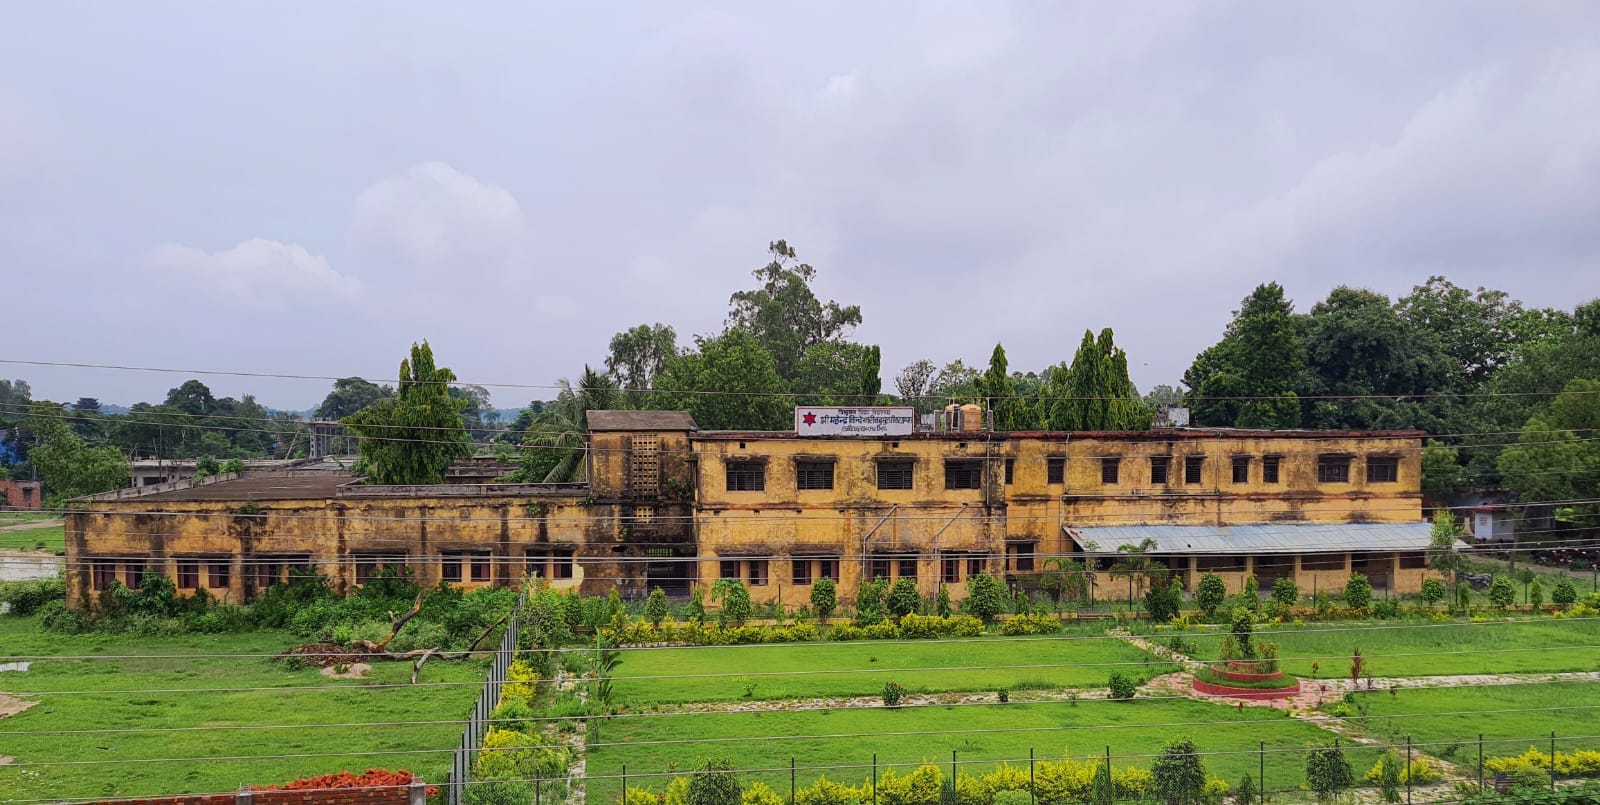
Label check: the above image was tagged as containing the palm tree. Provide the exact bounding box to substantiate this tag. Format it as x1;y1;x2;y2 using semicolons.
1040;557;1091;610
520;366;618;482
1108;538;1163;606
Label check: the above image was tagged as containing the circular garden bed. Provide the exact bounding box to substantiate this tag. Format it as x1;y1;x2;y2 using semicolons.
1192;662;1301;700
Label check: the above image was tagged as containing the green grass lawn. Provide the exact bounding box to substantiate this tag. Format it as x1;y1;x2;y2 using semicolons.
0;615;485;800
1184;617;1600;678
1349;682;1600;760
0;524;65;552
613;628;1172;705
585;697;1372;804
0;513;56;525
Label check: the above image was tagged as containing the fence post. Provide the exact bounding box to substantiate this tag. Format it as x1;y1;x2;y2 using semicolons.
952;750;958;790
1406;736;1412;805
1552;732;1558;791
791;757;796;805
409;780;428;805
1029;748;1036;805
1479;733;1485;792
1259;741;1265;805
623;763;628;803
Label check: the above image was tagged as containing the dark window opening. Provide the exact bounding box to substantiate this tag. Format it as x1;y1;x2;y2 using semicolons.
553;548;575;579
442;556;463;583
1263;455;1281;484
897;558;918;580
1367;457;1399;483
748;560;769;586
795;461;835;491
124;560;146;589
819;558;840;581
1197;555;1247;572
1101;458;1120;485
1317;455;1351;484
869;558;891;582
720;560;740;580
1184;456;1204;485
208;561;230;590
1004;458;1014;485
944;459;983;490
177;559;200;589
354;554;403;586
967;556;985;577
1399;552;1427;569
471;554;492;582
877;460;914;490
1150;456;1170;484
941;558;960;584
1047;457;1066;485
92;559;116;592
791;559;813;586
1007;543;1036;572
1302;553;1347;571
726;461;765;492
1232;456;1250;484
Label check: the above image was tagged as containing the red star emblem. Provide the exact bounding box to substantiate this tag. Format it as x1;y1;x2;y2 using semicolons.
802;412;817;426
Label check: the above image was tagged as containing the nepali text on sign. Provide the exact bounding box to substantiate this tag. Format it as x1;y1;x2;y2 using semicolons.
794;406;916;436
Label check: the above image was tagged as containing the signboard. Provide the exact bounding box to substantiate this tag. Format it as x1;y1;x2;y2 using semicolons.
795;406;916;436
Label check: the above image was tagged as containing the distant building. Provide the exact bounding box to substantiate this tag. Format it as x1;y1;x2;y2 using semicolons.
1;479;42;510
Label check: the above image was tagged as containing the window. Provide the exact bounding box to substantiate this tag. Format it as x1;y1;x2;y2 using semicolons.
123;560;146;589
869;558;891;582
819;557;840;581
1197;555;1247;572
897;558;918;580
877;460;914;490
1006;543;1035;572
1263;455;1281;484
795;460;835;491
354;554;403;586
1399;552;1427;570
721;560;741;580
726;461;765;492
92;559;116;592
1184;456;1204;485
1367;457;1399;483
471;554;492;582
791;558;813;586
1150;456;1170;484
1101;458;1120;485
942;558;960;584
944;459;983;490
1047;457;1066;485
967;556;985;577
1004;458;1014;485
1301;553;1346;571
1317;455;1352;483
208;561;230;590
177;559;200;589
748;560;769;586
442;556;463;583
527;548;576;580
1232;456;1250;484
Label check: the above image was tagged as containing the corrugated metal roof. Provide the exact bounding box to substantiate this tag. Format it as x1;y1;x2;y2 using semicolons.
1066;522;1442;555
586;410;698;431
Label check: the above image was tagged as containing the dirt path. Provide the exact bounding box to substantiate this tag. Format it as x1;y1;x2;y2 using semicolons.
0;519;62;533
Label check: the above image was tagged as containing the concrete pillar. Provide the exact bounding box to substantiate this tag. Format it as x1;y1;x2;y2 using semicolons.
1187;556;1199;591
234;788;253;804
410;780;429;805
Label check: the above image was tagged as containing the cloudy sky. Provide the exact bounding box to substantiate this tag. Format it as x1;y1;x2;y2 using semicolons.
5;2;1600;410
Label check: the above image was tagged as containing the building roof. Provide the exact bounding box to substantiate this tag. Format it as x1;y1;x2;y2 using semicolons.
118;472;355;502
586;410;697;432
1067;522;1444;555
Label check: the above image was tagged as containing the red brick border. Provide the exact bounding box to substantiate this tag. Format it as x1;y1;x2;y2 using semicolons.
1192;677;1302;700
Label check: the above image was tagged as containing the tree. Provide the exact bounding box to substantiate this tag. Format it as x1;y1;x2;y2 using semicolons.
1184;283;1304;428
1553;578;1579;608
687;759;742;805
1377;750;1404;804
1419;577;1446;607
1530;578;1544;612
1498;378;1600;527
1151;738;1208;805
606;323;678;405
449;384;493;436
726;240;862;382
342;341;471;485
1144;576;1183;622
928;360;983;405
978;344;1029;431
935;585;952;617
25;402;129;506
792;341;882;404
511;367;617;483
1272;577;1299;607
316;377;391;420
1427;510;1467;612
854;577;888;626
0;378;31;409
163;379;218;417
710;578;752;626
1420;441;1466;501
1045;329;1151;431
809;577;837;620
1298;287;1451;432
1090;759;1116;805
895;359;938;413
1232;774;1257;805
887;577;921;618
1343;573;1373;612
1304;742;1354;801
651;331;790;430
1040;557;1090;607
1489;576;1516;609
1196;573;1227;616
644;587;669;627
964;573;1007;623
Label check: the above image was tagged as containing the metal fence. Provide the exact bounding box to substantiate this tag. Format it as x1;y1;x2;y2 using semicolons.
446;595;523;805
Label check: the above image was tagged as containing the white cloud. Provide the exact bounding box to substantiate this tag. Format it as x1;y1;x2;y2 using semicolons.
143;239;361;304
350;161;532;280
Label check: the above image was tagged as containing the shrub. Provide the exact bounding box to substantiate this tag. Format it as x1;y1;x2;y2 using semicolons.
964;574;1008;623
1108;672;1137;700
796;777;859;805
864;621;900;640
1344;573;1373;612
993;791;1032;805
810;577;837;620
888;577;921;618
645;587;670;626
622;787;661;805
0;576;66;616
712;579;753;626
855;578;888;626
1202;778;1229;805
950;615;985;636
829;624;867;641
743;782;785;805
1374;751;1403;804
898;613;950;639
1144;577;1183;622
1531;579;1545;612
997;688;1010;703
1419;577;1446;607
1305;742;1353;801
1271;577;1298;607
1484;576;1515;609
1553;578;1579;608
1196;574;1227;616
490;698;535;734
1373;597;1400;620
935;585;953;618
688;759;742;805
1000;612;1062;636
1232;774;1257;805
882;681;906;707
1152;738;1208;805
875;765;942;805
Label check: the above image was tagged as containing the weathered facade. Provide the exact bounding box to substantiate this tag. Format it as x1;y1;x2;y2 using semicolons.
64;411;1437;608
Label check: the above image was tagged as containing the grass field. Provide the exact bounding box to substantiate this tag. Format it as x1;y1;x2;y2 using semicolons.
1350;682;1600;757
585;697;1373;804
0;615;484;800
1184;617;1600;678
613;628;1172;705
0;524;65;552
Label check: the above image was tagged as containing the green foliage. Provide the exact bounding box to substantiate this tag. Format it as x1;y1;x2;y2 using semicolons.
652;330;791;430
711;578;753;626
24;402;129;505
881;680;906;707
726;240;863;384
1420;577;1446;606
1151;738;1208;805
1184;283;1304;428
508;367;616;483
1144;576;1183;623
935;585;953;618
1343;573;1373;611
1196;574;1227;616
1531;579;1545;611
1490;576;1517;609
0;575;66;616
809;577;837;620
1042;328;1151;430
687;758;742;805
686;586;706;623
644;587;670;627
1304;742;1354;801
964;574;1008;624
316;376;391;420
1421;441;1466;500
1232;774;1257;805
854;577;888;626
1554;578;1579;607
1499;378;1600;526
1272;577;1299;607
978;343;1030;431
1107;672;1137;700
1090;759;1115;805
1376;750;1403;803
606;323;678;405
342;341;470;485
887;577;921;618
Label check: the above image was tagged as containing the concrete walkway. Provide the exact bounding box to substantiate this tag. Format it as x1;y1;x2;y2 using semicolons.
0;551;60;582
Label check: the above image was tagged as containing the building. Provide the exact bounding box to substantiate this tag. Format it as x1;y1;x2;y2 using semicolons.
1;479;42;510
63;409;1441;608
